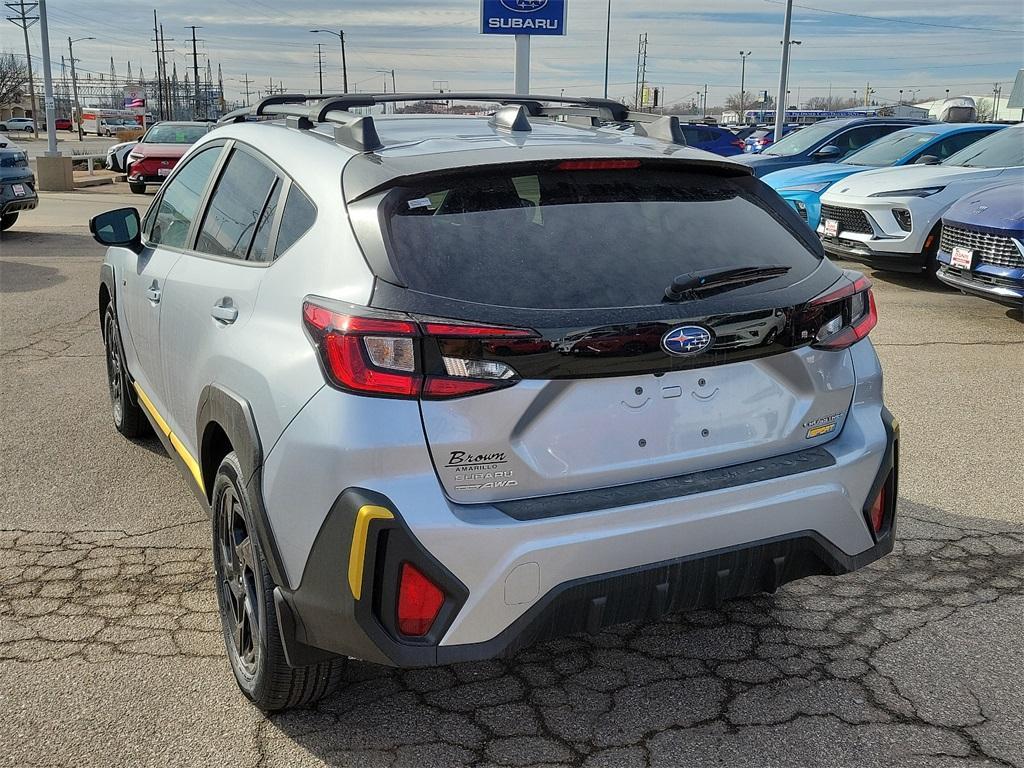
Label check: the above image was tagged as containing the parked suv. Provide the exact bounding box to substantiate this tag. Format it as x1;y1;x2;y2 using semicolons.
733;117;932;177
91;93;899;712
0;138;37;231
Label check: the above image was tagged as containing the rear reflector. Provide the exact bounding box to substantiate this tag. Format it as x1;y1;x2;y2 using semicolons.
397;562;445;636
868;485;886;533
556;159;641;171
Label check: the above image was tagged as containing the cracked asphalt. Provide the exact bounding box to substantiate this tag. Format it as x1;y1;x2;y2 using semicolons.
1;189;1022;768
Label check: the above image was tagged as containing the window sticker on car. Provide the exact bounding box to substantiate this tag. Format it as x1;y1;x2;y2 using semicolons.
407;197;434;210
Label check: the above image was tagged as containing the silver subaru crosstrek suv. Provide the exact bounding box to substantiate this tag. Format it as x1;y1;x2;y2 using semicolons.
91;93;899;712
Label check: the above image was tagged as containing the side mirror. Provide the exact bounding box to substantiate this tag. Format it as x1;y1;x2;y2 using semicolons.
90;207;141;250
813;144;843;160
915;154;940;165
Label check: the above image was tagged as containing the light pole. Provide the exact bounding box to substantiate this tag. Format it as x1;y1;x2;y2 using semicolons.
899;89;904;106
311;29;348;93
773;0;795;142
739;51;751;122
68;35;94;141
603;0;612;98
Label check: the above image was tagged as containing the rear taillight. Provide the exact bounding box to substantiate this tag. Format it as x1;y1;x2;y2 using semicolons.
732;139;746;150
808;273;877;350
302;300;535;400
397;562;445;636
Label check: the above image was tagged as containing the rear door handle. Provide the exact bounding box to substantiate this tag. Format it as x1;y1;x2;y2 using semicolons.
211;301;238;324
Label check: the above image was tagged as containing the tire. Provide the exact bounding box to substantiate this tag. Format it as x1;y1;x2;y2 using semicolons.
212;451;346;712
24;126;32;132
129;182;146;194
102;301;150;438
0;213;17;232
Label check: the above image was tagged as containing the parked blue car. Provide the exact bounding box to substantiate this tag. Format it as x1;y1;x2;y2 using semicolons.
936;182;1024;309
744;124;799;153
732;117;932;177
678;124;747;156
763;123;1005;229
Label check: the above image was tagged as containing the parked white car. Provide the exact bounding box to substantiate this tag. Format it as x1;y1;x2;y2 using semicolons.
0;117;35;133
817;125;1024;275
106;139;139;173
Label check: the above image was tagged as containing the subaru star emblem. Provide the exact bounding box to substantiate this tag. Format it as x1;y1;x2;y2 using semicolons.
662;325;713;357
500;0;548;11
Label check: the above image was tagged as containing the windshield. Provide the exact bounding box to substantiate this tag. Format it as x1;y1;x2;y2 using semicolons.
761;121;842;156
944;127;1024;168
843;130;937;166
143;124;208;144
383;167;821;310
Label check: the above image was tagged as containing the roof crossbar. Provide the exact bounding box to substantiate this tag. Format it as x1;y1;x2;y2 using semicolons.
216;92;688;150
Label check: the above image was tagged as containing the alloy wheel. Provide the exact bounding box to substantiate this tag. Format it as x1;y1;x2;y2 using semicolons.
216;486;262;680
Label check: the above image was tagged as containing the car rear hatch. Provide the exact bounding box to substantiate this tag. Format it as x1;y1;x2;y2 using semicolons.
338;159;874;504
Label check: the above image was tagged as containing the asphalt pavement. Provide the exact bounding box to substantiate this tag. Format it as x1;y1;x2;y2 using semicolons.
1;188;1022;768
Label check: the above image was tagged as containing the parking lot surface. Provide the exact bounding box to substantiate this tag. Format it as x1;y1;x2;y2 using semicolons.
1;189;1022;768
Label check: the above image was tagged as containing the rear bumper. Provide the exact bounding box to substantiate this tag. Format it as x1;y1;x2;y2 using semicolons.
1;181;38;215
269;340;898;667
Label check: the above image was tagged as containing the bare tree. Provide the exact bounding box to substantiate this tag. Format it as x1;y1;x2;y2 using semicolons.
0;53;30;109
725;91;775;112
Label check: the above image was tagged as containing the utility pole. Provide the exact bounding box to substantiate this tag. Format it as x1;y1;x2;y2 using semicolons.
38;0;57;156
703;83;708;118
160;24;171;120
603;0;611;98
240;72;252;106
186;25;201;118
739;50;751;123
67;37;85;140
310;29;348;93
992;83;1002;121
5;0;40;139
864;81;871;107
773;0;793;143
315;43;324;94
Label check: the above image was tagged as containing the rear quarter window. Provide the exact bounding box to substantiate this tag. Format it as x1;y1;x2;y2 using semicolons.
381;165;823;310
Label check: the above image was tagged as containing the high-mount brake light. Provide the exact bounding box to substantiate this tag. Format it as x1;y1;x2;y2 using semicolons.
809;273;877;351
302;301;536;400
556;159;641;171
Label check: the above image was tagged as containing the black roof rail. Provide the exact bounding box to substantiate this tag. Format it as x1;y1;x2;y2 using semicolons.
215;92;691;150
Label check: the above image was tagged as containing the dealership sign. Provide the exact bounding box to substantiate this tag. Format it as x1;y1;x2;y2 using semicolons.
481;0;567;35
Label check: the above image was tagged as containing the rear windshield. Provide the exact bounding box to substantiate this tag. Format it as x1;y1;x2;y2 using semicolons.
382;166;822;310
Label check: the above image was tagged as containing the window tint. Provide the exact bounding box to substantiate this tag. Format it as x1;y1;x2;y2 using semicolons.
681;127;704;145
196;148;278;260
384;168;822;310
149;146;221;249
831;125;891;156
274;186;316;257
843;130;937;166
930;130;991;160
248;180;282;262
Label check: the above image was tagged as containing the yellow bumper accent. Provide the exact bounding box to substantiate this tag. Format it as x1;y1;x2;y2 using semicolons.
348;505;395;600
133;383;205;495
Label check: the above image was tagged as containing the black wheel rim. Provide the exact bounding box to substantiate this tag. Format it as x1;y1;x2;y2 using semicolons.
103;311;124;426
216;485;261;680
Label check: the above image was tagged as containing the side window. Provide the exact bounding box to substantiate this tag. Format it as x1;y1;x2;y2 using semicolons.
247;180;283;263
274;186;316;258
148;146;221;248
831;125;889;156
930;131;988;160
195;148;279;260
681;127;704;145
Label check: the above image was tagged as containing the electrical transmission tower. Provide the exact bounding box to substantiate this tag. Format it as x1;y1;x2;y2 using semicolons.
634;33;648;110
5;0;40;138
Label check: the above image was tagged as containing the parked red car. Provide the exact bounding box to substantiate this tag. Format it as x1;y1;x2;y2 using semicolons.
55;117;73;131
125;122;212;194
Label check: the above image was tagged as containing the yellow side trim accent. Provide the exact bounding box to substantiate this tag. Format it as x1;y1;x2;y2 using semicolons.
132;382;170;437
348;505;395;600
133;383;205;495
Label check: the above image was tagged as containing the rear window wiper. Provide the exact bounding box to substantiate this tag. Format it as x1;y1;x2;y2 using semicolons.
663;265;791;302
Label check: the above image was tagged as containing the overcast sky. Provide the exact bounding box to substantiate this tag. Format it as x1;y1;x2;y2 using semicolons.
7;0;1023;107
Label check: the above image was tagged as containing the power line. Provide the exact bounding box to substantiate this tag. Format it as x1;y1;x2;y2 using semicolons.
763;0;1024;35
5;0;40;138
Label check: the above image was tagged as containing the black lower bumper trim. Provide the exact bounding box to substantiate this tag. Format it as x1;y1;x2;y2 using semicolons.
822;239;924;272
437;527;894;665
494;446;836;521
